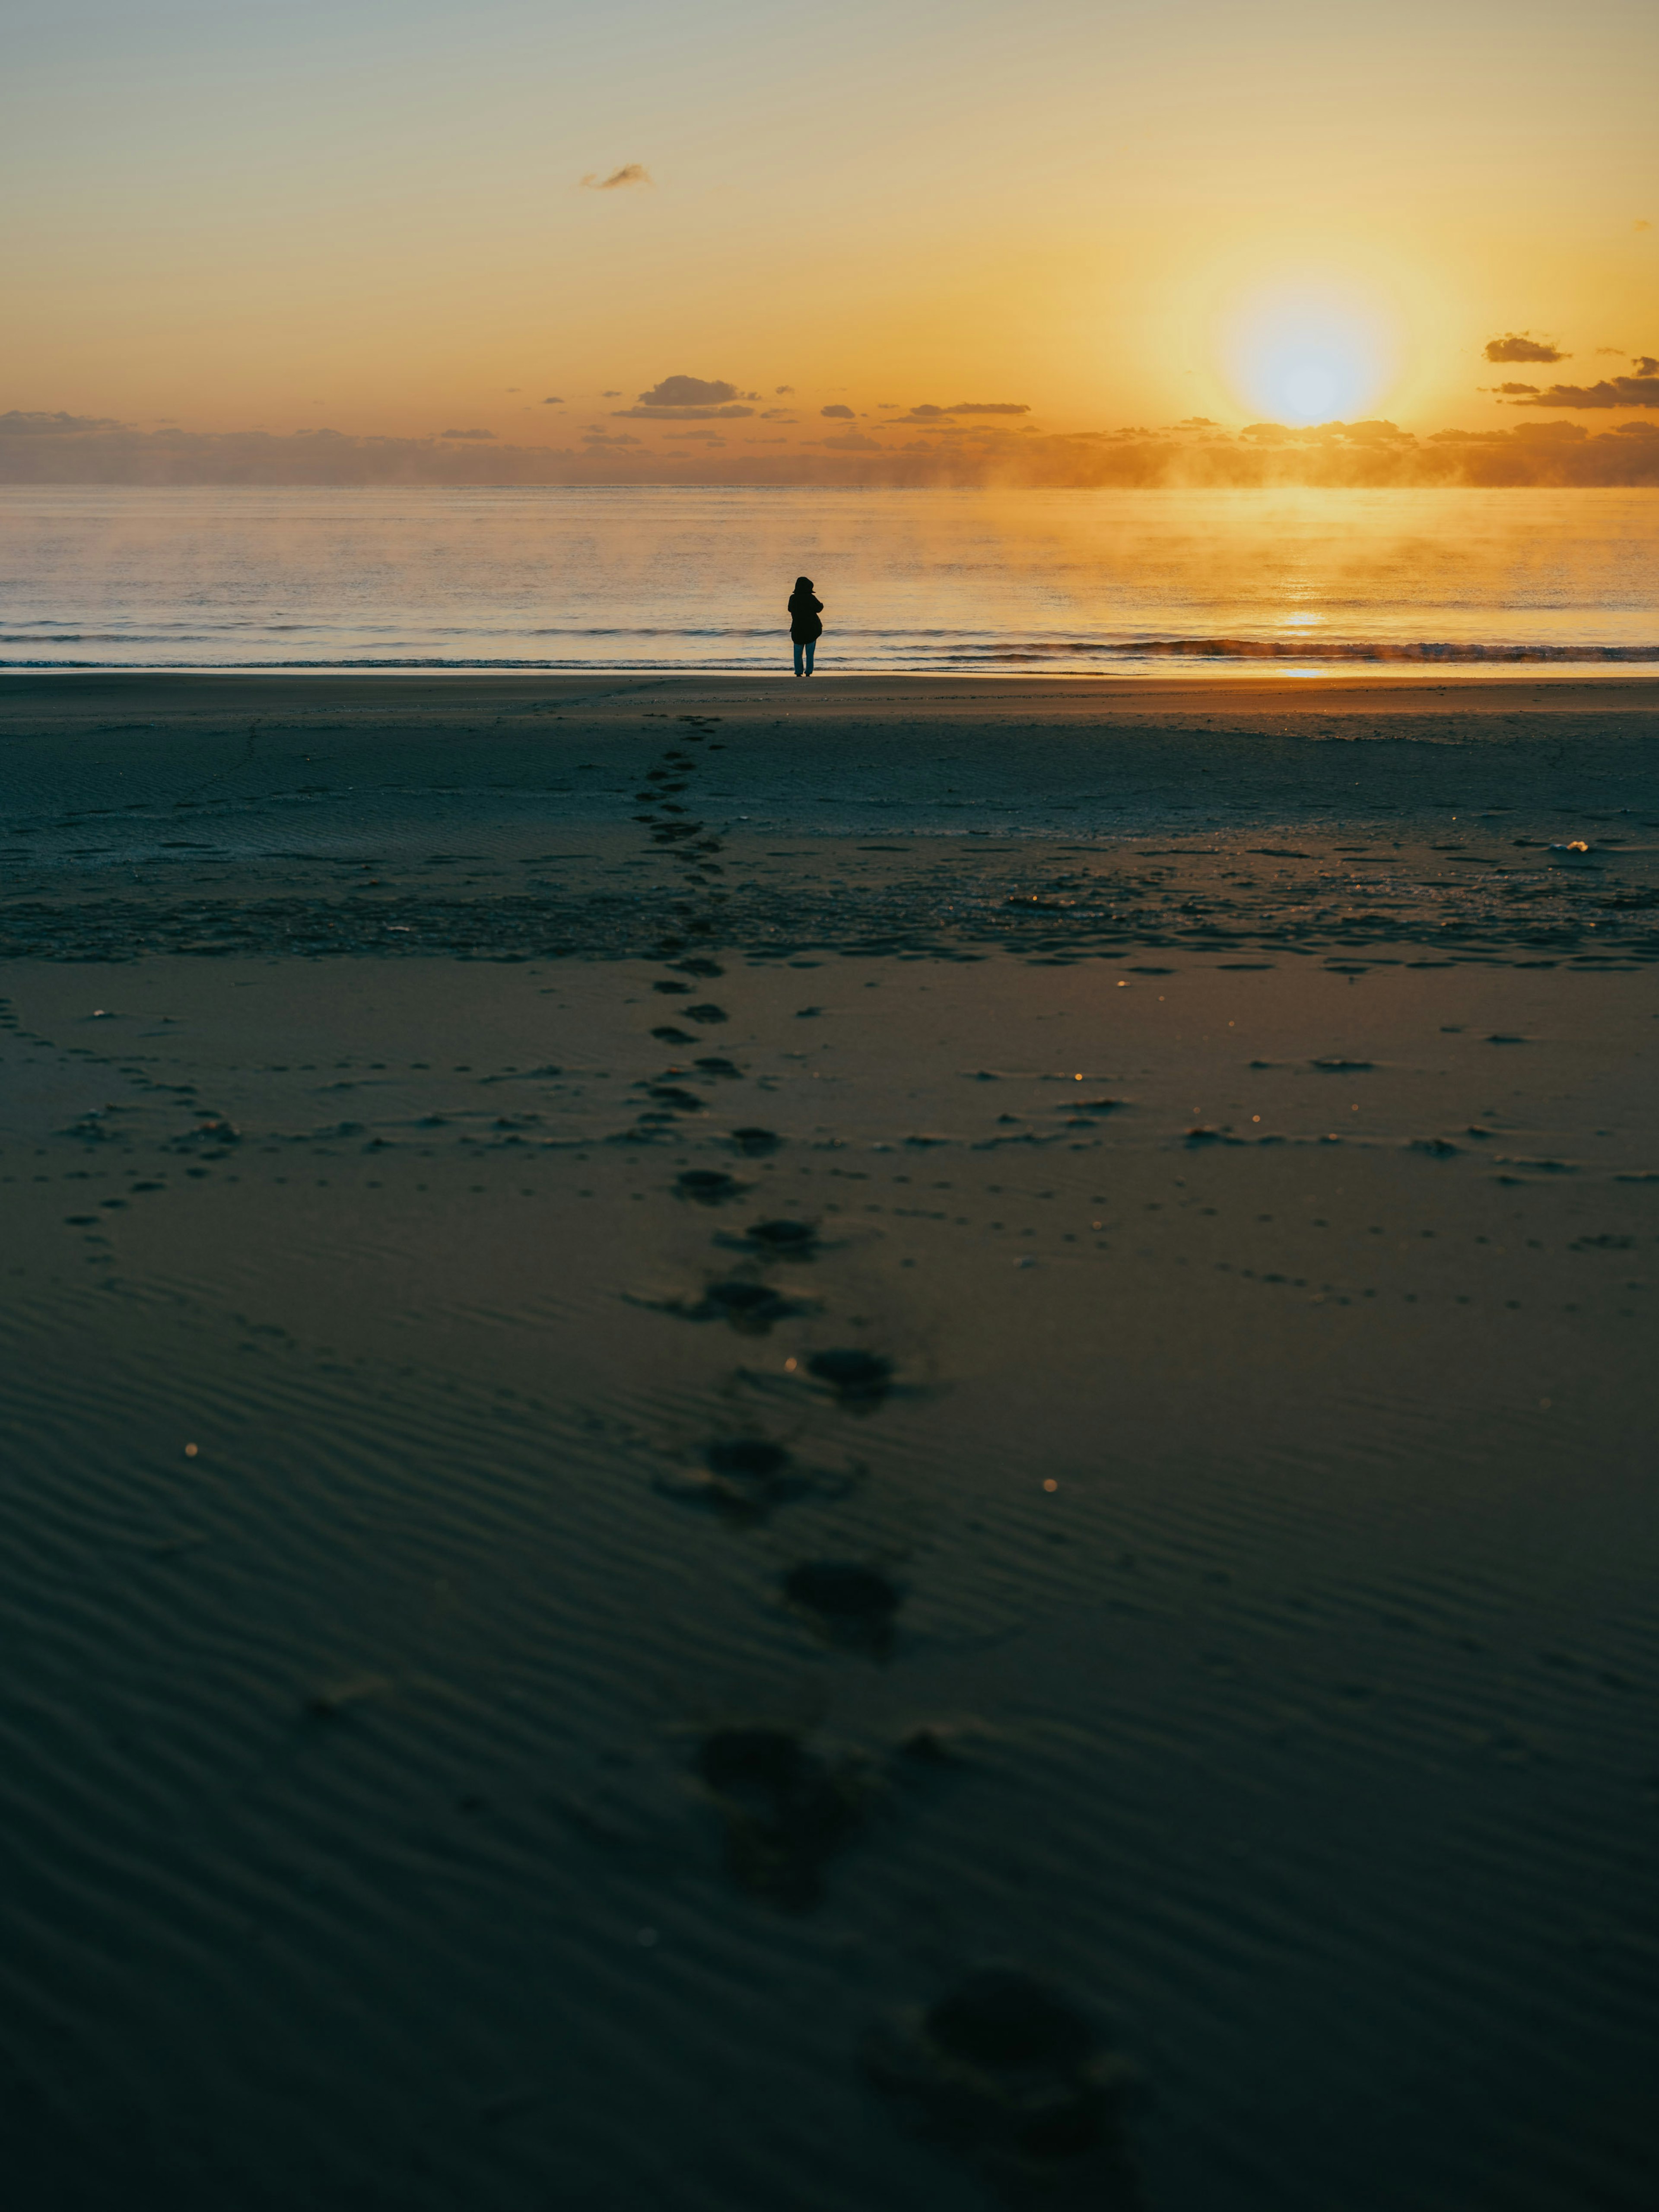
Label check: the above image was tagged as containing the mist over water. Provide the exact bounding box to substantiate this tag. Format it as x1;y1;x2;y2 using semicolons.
2;483;1656;674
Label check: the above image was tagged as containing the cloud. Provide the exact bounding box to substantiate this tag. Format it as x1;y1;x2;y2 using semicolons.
820;403;855;419
636;375;740;407
0;408;121;435
1484;334;1567;364
1508;370;1659;408
601;390;621;398
1177;416;1216;427
775;385;795;395
1489;381;1540;395
613;374;755;421
942;401;1029;414
542;396;564;404
581;164;651;190
903;404;949;419
6;409;1658;489
1636;356;1659;376
760;408;797;420
439;427;495;440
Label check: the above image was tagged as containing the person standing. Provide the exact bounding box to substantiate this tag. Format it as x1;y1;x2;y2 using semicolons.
788;575;823;676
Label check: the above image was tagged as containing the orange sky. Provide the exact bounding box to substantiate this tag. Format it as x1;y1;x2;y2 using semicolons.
3;0;1656;463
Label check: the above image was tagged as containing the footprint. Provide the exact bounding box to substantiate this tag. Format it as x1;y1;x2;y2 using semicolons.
696;1727;871;1907
807;1348;893;1403
648;1085;706;1112
674;957;725;978
686;1003;728;1024
653;979;694;996
677;1168;743;1203
864;1968;1141;2203
667;1438;796;1516
652;1026;696;1044
678;1279;804;1332
745;1218;818;1254
694;1056;743;1077
784;1561;902;1653
731;1126;781;1154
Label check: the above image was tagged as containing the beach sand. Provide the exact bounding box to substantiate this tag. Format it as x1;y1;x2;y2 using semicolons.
3;674;1658;2209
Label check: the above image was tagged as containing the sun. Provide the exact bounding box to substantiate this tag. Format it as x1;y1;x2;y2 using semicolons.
1224;287;1395;426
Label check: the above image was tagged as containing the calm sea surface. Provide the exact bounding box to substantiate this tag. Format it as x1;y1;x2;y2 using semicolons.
2;484;1655;674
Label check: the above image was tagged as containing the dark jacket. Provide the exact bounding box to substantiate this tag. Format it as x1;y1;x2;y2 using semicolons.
788;591;823;642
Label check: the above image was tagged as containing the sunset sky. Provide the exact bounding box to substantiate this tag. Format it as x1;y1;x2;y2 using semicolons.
3;0;1656;461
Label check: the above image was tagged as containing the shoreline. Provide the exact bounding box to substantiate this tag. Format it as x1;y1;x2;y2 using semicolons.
7;668;1659;698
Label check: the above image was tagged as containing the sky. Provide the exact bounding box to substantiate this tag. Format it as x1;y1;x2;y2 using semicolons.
2;0;1656;478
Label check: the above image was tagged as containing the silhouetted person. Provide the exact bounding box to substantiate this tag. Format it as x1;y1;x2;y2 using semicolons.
788;575;823;677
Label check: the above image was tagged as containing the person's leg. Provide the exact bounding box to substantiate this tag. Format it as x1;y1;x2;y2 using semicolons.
793;638;804;676
804;638;816;675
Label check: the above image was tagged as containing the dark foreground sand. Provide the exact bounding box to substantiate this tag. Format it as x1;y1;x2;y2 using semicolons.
3;675;1658;2210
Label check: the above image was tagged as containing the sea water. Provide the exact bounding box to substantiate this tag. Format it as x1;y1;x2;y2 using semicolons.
1;483;1655;674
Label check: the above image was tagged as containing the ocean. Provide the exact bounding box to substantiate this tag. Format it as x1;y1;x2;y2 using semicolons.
2;483;1656;674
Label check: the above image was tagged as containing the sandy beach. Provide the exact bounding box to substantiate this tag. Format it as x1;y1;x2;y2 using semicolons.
3;672;1657;2209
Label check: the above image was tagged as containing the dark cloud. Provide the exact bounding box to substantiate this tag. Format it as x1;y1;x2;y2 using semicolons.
637;375;740;407
820;403;855;419
775;385;795;395
4;411;1656;488
439;427;495;440
1484;334;1567;363
0;408;120;435
1635;356;1659;376
542;396;564;405
1489;381;1540;395
616;375;756;420
759;409;797;421
601;390;621;398
942;401;1029;414
1509;371;1659;408
581;164;651;190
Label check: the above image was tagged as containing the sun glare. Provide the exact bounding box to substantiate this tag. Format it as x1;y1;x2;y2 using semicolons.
1225;290;1394;426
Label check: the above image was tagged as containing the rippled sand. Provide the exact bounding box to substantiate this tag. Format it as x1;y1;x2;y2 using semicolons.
3;675;1657;2209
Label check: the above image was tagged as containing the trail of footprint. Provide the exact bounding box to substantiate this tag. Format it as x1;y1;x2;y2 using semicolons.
623;713;932;1930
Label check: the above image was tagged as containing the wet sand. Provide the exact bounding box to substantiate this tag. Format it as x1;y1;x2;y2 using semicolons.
3;674;1658;2209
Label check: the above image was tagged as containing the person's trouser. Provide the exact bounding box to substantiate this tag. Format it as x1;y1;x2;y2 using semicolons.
793;637;816;675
